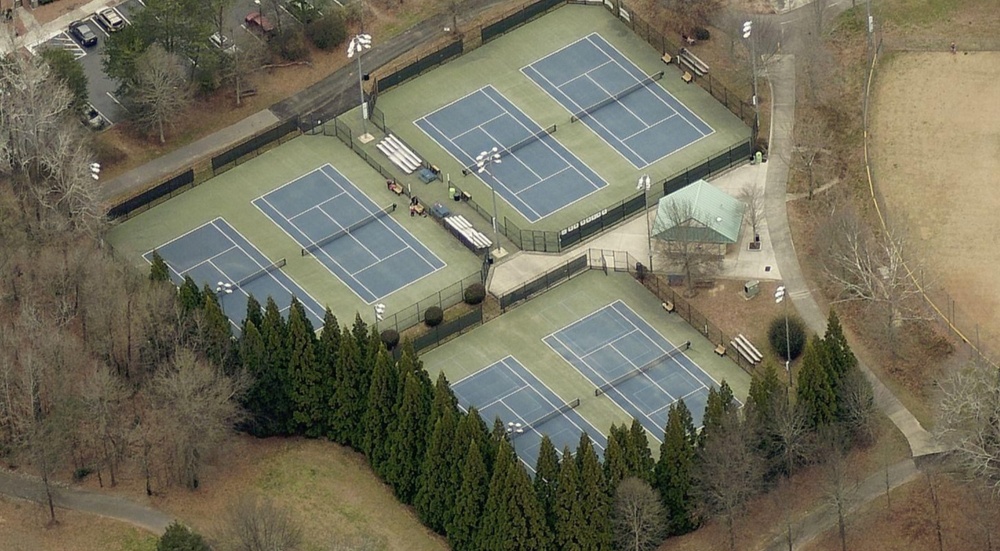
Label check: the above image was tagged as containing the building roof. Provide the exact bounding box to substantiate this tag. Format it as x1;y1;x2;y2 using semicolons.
651;179;744;244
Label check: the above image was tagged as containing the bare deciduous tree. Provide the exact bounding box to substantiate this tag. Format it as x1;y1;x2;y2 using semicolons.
219;493;303;551
820;430;855;551
80;363;131;487
151;349;247;489
662;0;723;35
937;359;1000;495
222;33;269;106
771;398;814;477
128;44;193;144
697;415;762;551
785;107;830;201
654;199;723;297
821;206;928;352
738;182;764;244
612;477;666;551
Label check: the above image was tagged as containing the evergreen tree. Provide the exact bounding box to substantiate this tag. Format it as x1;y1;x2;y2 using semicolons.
177;276;203;314
627;418;656;484
237;320;266;433
198;287;232;368
577;433;613;550
745;363;786;454
329;325;367;449
449;439;488;551
286;298;321;436
386;368;432;503
554;445;586;551
478;439;547;551
429;371;459;426
603;423;629;490
823;309;856;391
416;406;459;533
534;435;560;533
148;250;170;282
315;309;340;370
157;521;210;551
489;416;510;470
242;294;263;334
455;407;493;480
656;400;699;535
796;337;837;427
352;313;371;358
700;380;737;447
363;348;399;477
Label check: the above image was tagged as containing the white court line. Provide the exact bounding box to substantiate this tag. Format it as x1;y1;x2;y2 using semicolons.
453;112;508;142
287;190;348;221
142;218;230;272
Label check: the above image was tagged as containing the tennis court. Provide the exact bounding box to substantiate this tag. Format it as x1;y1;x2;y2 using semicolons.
414;85;607;222
145;218;326;330
451;356;607;472
522;33;714;168
253;164;445;304
543;300;727;438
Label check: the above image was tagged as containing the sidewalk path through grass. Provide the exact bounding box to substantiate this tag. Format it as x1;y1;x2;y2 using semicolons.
0;469;172;535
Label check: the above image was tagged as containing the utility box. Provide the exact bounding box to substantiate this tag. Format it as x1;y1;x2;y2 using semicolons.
744;280;760;299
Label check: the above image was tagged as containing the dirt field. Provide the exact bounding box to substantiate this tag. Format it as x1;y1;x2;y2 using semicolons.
0;495;156;551
870;51;1000;361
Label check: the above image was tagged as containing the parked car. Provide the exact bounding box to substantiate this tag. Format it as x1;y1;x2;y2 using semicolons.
95;8;126;32
244;12;274;37
68;20;98;47
209;32;237;53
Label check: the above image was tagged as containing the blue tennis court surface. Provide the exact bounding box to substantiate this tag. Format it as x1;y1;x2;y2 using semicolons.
544;300;731;440
415;86;607;222
253;164;445;304
145;218;325;330
451;356;607;472
522;33;714;168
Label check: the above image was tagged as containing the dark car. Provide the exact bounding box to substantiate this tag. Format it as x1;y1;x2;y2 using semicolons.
68;20;98;47
95;8;126;32
244;12;274;37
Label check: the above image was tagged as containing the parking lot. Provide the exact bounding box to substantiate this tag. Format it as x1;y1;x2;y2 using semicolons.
25;0;317;131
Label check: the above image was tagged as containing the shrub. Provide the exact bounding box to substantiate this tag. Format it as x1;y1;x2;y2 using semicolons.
424;306;444;327
272;28;311;62
693;27;710;41
73;467;93;481
306;11;346;50
464;282;486;305
380;329;400;350
769;315;806;361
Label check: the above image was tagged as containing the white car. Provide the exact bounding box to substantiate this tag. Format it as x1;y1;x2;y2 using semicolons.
95;8;126;32
209;32;238;53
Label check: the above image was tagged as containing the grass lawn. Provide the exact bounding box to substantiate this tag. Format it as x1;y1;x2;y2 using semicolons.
0;495;157;551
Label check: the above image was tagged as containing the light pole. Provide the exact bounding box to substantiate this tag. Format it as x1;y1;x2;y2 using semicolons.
476;147;503;259
506;421;523;452
775;285;792;390
636;174;652;270
347;33;372;141
373;302;385;331
742;20;760;139
216;281;233;317
89;162;101;181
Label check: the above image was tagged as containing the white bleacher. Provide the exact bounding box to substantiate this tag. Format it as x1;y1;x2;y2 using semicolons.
444;215;492;251
377;135;422;174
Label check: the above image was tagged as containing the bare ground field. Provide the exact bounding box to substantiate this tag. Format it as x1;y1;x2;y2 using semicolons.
0;496;156;551
870;51;1000;361
806;472;1000;551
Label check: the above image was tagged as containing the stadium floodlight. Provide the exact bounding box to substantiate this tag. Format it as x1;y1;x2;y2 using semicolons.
348;33;373;135
476;147;503;257
774;285;792;389
637;174;653;270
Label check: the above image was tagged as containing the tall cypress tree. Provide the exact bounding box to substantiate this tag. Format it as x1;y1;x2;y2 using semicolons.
823;309;855;390
746;363;785;456
251;297;290;436
554;445;586;551
455;407;493;482
577;433;612;550
178;276;203;314
603;423;629;491
627;418;656;484
242;294;262;334
478;439;548;551
489;416;510;470
656;400;699;535
700;381;737;448
449;439;488;551
286;298;320;436
363;348;399;477
797;337;837;427
148;250;170;282
314;310;340;437
534;435;560;534
429;371;459;425
386;368;431;503
416;406;459;533
238;320;266;434
198;287;232;368
329;325;367;449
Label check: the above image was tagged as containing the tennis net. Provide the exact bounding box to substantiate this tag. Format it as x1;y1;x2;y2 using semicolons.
235;258;287;288
513;398;581;438
594;340;690;397
570;71;664;123
301;204;396;256
464;124;557;174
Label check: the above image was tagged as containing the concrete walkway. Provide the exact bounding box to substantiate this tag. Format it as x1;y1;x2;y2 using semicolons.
0;469;173;534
